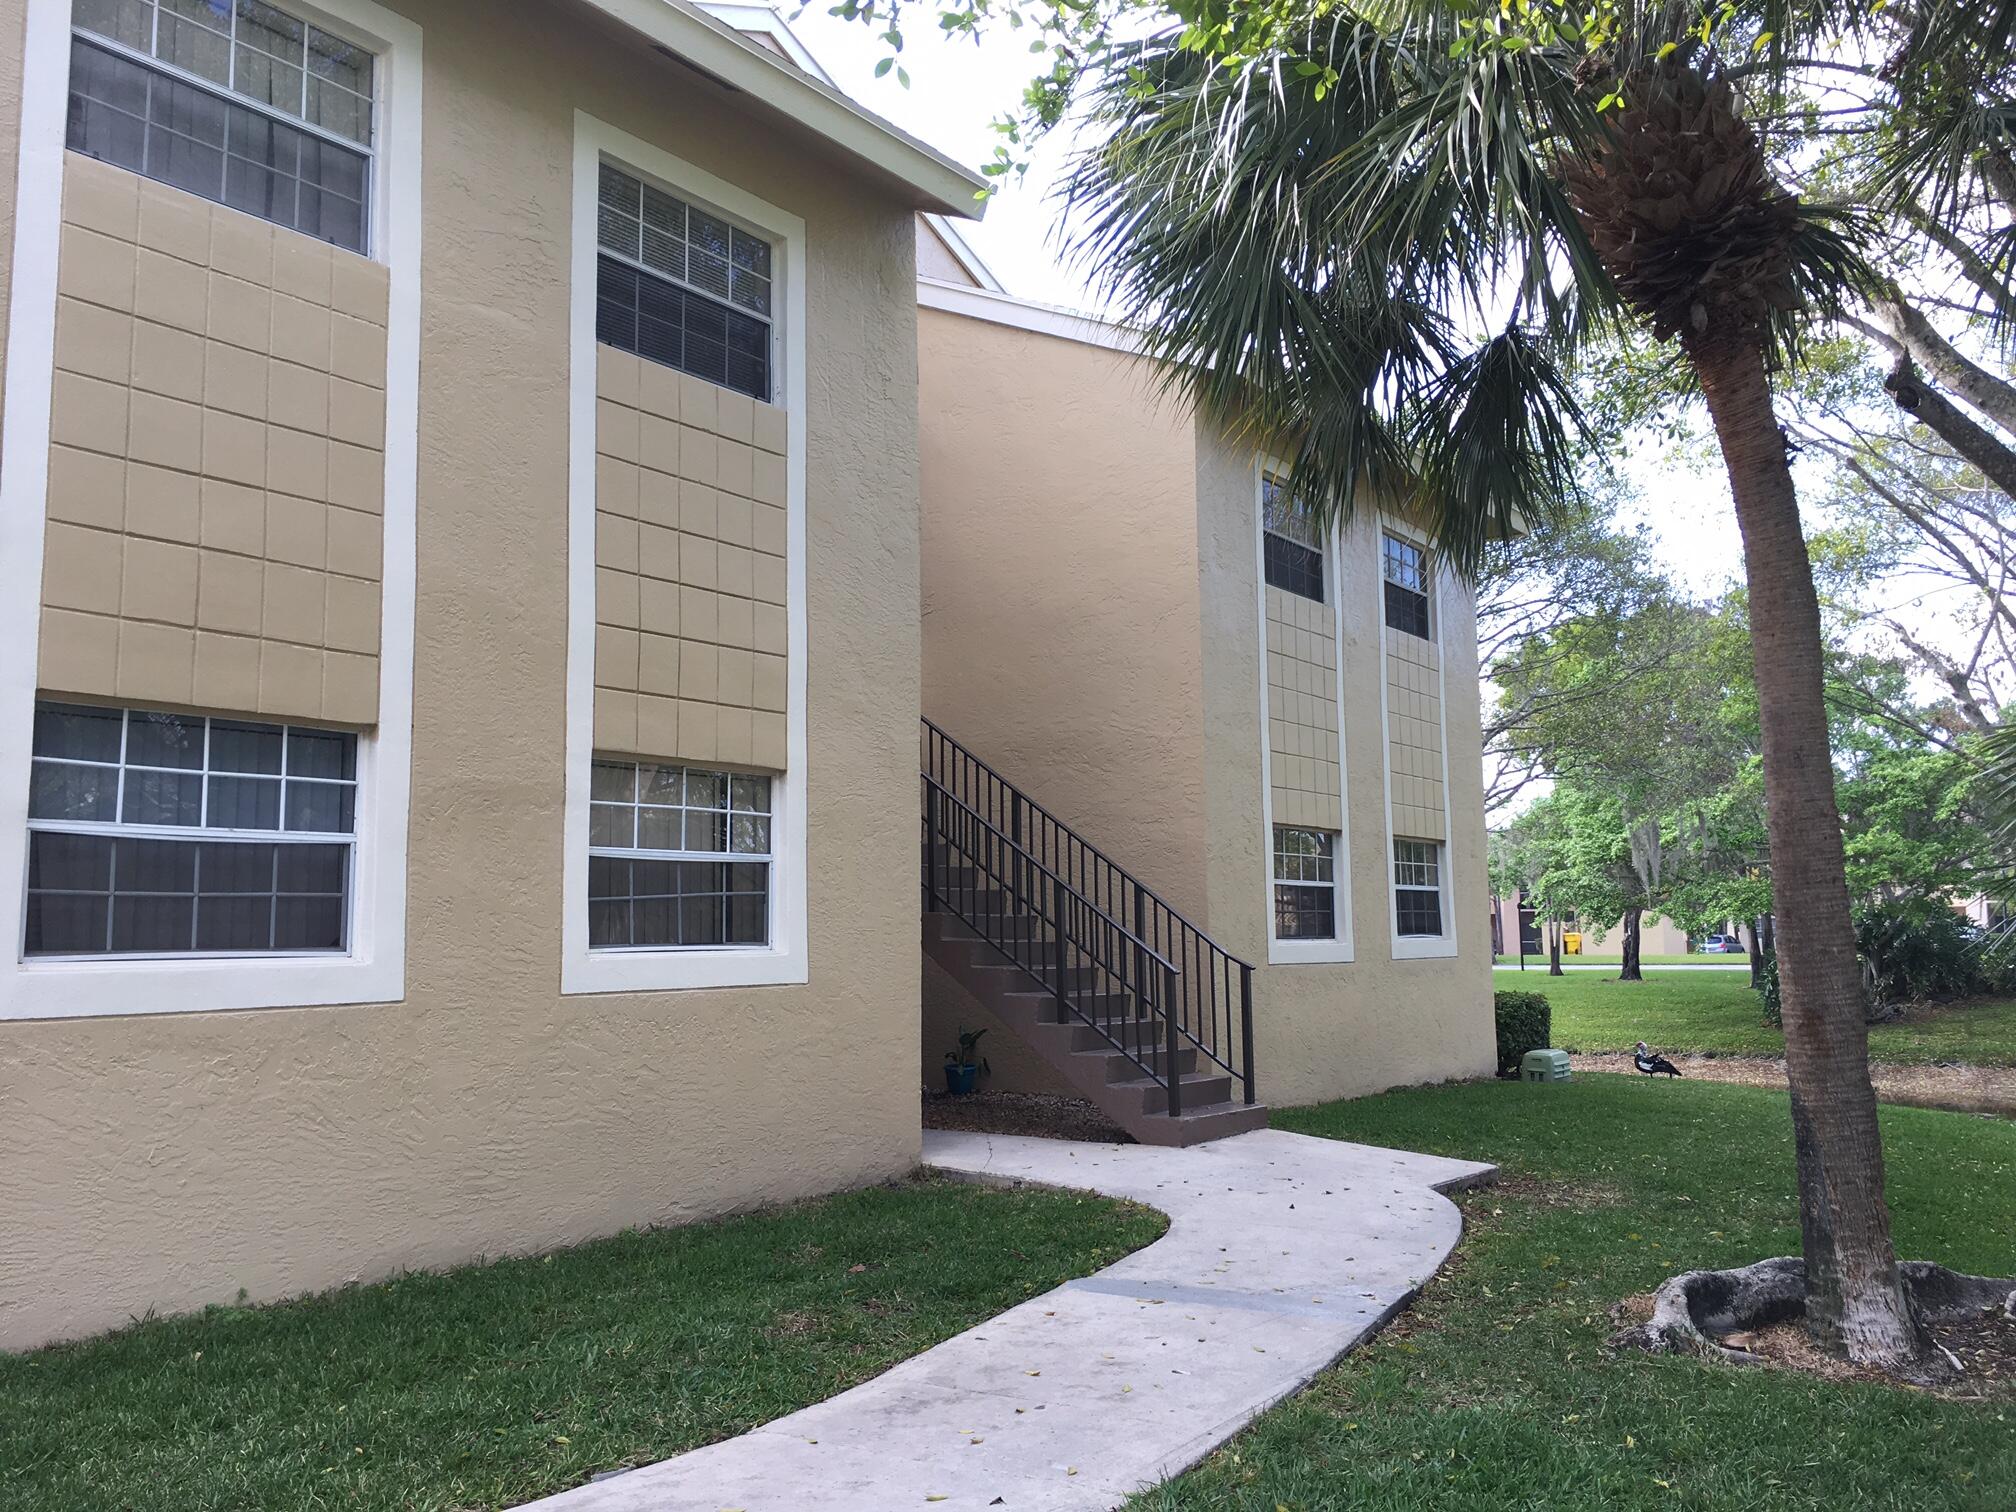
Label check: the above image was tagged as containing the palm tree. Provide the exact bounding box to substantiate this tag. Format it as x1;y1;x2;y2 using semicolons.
1055;1;2007;1368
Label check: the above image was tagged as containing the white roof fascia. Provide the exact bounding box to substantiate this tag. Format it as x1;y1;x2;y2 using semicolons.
585;0;986;216
917;276;1146;354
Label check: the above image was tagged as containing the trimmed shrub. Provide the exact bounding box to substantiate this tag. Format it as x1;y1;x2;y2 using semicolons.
1494;990;1552;1077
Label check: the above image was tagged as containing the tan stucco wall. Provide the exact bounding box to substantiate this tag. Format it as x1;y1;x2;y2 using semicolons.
1198;429;1495;1108
916;308;1209;1091
915;307;1492;1108
592;349;789;766
39;153;388;724
917;308;1208;904
1;0;923;1351
1385;621;1446;842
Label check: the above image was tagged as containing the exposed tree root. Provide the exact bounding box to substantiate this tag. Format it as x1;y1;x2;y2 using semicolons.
1611;1257;2016;1383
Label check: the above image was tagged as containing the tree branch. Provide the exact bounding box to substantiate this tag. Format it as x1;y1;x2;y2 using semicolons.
1884;353;2016;498
1872;296;2016;436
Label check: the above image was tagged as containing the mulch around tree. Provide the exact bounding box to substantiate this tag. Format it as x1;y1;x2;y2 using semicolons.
921;1089;1134;1143
1574;1052;2016;1119
1609;1291;2016;1400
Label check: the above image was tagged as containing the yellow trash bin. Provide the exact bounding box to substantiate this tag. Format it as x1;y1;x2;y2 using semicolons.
1563;932;1582;955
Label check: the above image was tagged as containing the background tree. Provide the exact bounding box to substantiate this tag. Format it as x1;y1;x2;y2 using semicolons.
1476;471;1677;815
856;0;2014;1370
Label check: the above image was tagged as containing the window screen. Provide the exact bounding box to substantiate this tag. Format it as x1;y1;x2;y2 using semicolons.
588;758;773;948
24;702;355;956
595;162;773;401
67;1;375;253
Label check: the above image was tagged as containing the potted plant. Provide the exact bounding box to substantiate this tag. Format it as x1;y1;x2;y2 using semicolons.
943;1027;989;1095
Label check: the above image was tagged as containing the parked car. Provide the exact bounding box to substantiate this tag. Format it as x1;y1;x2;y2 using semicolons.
1698;934;1746;954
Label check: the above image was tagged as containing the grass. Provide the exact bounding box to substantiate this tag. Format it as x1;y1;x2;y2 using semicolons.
1497;965;2016;1067
1;1174;1165;1512
1133;1075;2016;1511
1497;952;1728;967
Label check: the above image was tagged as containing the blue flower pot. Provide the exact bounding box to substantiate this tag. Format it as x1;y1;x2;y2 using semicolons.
944;1062;979;1095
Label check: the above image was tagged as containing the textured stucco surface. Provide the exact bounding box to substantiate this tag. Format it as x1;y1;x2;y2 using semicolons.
917;308;1207;1098
1197;425;1496;1107
916;304;1492;1110
0;0;925;1350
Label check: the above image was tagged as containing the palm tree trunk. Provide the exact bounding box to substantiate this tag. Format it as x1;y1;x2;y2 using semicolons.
1620;906;1644;981
1685;332;1931;1367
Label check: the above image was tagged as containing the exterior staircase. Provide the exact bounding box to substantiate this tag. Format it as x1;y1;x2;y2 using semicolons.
922;720;1269;1147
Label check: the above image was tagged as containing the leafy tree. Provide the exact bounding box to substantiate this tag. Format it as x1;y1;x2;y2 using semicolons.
1477;474;1681;815
1495;595;1751;976
854;0;2008;1369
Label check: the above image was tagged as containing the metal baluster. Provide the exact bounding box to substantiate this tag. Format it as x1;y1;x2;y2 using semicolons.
1240;964;1256;1103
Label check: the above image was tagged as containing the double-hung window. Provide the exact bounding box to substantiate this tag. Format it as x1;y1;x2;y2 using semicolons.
1382;534;1433;639
1393;839;1444;937
1261;476;1324;602
1272;826;1338;940
24;702;356;957
595;162;774;402
588;759;773;949
67;0;377;253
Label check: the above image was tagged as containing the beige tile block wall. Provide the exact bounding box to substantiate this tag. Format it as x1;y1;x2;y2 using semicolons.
1385;624;1447;840
37;154;389;725
592;345;789;770
1264;583;1343;832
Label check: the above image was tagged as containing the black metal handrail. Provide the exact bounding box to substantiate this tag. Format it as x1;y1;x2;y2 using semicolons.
922;719;1256;1107
924;778;1186;1099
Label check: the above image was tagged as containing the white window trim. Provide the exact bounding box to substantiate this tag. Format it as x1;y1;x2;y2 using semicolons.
1377;513;1458;959
0;0;420;1022
561;112;808;995
1253;463;1353;964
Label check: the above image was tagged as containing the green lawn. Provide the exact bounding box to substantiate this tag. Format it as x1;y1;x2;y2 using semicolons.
1496;952;1723;967
1134;1075;2016;1512
1;1175;1164;1512
1497;965;2016;1066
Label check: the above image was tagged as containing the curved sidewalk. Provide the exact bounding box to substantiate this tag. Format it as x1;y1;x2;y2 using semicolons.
522;1128;1495;1512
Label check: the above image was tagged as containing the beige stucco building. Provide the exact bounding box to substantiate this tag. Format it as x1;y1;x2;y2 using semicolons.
0;0;985;1351
0;0;1497;1351
914;259;1497;1115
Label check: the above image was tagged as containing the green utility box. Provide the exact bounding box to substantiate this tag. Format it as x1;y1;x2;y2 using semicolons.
1520;1049;1572;1084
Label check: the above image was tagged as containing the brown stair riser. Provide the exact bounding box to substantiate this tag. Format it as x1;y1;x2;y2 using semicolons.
924;910;1266;1146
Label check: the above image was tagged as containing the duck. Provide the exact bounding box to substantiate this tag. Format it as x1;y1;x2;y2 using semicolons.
1634;1041;1682;1078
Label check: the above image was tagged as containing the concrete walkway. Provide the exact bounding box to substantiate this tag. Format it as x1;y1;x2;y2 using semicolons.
522;1128;1494;1512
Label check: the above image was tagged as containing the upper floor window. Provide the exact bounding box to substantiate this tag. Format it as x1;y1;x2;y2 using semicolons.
595;162;773;402
24;702;356;958
67;0;376;253
1261;476;1324;602
1272;825;1337;940
589;758;773;949
1382;534;1433;639
1393;838;1444;937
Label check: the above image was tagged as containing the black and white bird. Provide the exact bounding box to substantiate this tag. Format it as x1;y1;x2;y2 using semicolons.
1634;1041;1682;1078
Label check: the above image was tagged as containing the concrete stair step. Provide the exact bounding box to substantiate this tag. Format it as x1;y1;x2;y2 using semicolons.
922;908;1266;1146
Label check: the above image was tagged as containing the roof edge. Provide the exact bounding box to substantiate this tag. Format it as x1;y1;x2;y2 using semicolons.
586;0;987;217
917;276;1143;353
